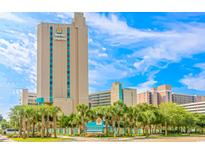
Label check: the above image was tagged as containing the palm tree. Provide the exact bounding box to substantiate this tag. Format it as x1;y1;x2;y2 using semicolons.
50;106;61;138
9;105;25;138
44;105;52;137
113;101;127;136
71;113;81;135
109;105;117;136
102;106;112;136
92;106;111;135
68;113;78;135
39;105;46;138
59;114;69;135
24;106;35;138
76;104;90;135
124;106;135;136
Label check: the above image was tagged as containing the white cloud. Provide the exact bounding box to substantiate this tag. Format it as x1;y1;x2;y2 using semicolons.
131;70;159;93
84;13;205;76
0;30;37;91
102;47;106;51
132;25;205;73
0;13;25;23
136;79;157;93
180;63;205;91
98;53;108;58
89;59;135;91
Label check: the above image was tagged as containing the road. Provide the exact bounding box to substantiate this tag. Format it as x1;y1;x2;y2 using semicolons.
58;135;205;142
0;134;13;142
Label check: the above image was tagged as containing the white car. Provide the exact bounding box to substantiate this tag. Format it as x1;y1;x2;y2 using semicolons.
3;128;19;135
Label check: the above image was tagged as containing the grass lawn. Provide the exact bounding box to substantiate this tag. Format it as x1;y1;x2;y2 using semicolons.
12;137;73;142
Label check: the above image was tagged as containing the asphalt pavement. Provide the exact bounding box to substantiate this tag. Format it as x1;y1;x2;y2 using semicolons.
0;134;13;142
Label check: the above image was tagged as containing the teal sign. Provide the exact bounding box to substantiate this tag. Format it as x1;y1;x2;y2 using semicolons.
86;121;105;133
36;97;44;104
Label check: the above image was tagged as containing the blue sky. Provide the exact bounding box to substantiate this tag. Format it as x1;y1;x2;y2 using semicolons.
0;12;205;118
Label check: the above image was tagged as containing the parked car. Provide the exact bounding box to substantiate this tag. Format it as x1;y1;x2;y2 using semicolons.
3;128;19;135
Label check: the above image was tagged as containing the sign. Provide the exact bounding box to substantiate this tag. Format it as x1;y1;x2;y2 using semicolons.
54;26;66;41
86;120;104;133
96;117;102;125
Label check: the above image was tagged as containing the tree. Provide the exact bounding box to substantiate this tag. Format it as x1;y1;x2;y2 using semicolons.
24;105;35;138
0;119;11;130
59;115;69;135
195;113;205;134
76;104;90;135
92;106;111;136
0;114;3;122
9;105;25;137
113;101;127;136
136;104;156;136
39;105;46;138
50;106;61;138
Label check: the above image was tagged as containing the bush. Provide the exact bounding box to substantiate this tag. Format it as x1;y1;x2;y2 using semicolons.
6;133;19;138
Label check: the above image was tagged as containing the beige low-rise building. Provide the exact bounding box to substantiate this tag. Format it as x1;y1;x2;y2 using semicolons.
137;91;152;104
123;88;137;106
180;101;205;114
89;82;137;107
111;82;123;104
20;89;37;105
137;84;205;106
195;96;205;102
172;93;195;104
137;85;172;105
89;91;111;108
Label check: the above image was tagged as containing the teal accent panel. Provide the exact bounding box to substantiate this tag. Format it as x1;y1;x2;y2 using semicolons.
49;26;53;102
67;27;70;98
119;83;123;101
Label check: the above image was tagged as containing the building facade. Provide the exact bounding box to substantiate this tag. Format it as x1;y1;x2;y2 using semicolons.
89;82;137;107
137;84;172;105
89;91;111;108
172;93;195;104
111;82;123;104
137;91;152;104
122;88;137;106
137;84;205;106
37;13;88;114
195;96;205;102
180;101;205;114
157;85;172;103
20;89;37;105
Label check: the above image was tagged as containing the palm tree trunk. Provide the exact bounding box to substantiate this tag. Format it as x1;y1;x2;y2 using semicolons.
19;116;23;138
41;113;45;138
104;119;108;136
134;126;138;135
64;128;66;135
117;120;120;136
149;125;152;135
53;114;57;138
46;115;49;137
32;122;35;137
165;121;168;136
27;121;30;138
128;127;131;136
112;120;115;136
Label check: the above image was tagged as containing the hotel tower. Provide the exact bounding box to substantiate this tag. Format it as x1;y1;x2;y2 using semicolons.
37;13;88;114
